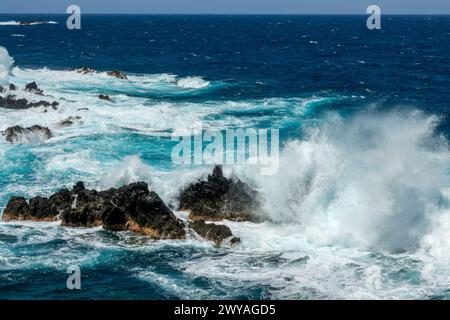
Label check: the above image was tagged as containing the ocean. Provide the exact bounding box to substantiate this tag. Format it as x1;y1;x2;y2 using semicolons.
0;14;449;299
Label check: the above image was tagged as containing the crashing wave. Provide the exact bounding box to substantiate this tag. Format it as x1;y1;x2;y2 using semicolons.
0;20;58;26
244;109;450;253
0;46;14;87
176;76;210;89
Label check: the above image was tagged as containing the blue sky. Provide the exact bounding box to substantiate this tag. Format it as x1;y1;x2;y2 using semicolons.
1;0;449;14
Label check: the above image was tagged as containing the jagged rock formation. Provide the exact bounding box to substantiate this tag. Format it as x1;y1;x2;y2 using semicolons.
2;181;244;245
178;166;260;222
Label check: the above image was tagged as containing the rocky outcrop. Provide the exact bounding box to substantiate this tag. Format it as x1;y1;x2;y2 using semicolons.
2;182;187;240
0;95;59;110
25;82;44;95
178;166;260;222
3;125;52;144
107;70;127;80
190;220;240;246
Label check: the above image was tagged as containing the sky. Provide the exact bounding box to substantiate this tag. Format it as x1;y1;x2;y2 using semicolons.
0;0;449;14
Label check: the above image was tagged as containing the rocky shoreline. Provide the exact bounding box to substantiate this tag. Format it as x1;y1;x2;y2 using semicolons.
1;166;258;246
1;68;128;144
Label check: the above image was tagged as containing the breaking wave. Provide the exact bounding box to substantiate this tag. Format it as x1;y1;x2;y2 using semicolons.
246;109;450;253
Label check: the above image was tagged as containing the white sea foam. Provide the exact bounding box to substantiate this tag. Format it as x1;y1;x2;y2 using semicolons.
0;20;58;26
176;76;210;89
0;46;14;86
242;109;450;254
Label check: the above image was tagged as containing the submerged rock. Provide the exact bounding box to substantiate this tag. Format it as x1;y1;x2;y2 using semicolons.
72;67;96;75
190;220;240;246
72;67;127;80
99;94;112;102
178;166;260;222
3;125;52;144
56;116;83;128
107;70;127;80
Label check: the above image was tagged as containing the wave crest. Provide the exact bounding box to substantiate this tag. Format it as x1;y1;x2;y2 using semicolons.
251;109;450;253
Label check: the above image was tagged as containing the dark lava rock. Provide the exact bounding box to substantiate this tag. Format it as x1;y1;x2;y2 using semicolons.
25;82;44;95
4;125;52;144
2;195;59;222
0;95;59;110
99;94;112;102
178;166;260;222
9;84;17;91
190;220;240;246
72;67;96;75
2;197;30;221
107;70;127;80
56;116;82;128
2;182;186;240
28;196;59;221
18;21;45;26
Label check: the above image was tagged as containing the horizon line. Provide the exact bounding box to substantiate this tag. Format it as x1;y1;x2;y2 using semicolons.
1;13;450;16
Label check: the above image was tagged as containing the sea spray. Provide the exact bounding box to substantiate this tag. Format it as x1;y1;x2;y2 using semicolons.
0;46;14;87
245;109;450;253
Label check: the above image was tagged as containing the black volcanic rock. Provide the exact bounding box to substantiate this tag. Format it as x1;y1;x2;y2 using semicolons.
9;84;17;91
0;95;59;110
99;94;112;102
190;220;240;246
25;82;44;95
3;195;59;222
28;196;59;221
2;197;30;221
4;125;52;144
72;67;96;75
178;166;260;222
2;182;186;240
107;70;127;80
72;67;127;80
102;206;127;231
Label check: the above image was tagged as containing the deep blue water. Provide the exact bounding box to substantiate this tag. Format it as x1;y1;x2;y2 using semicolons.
0;15;450;300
